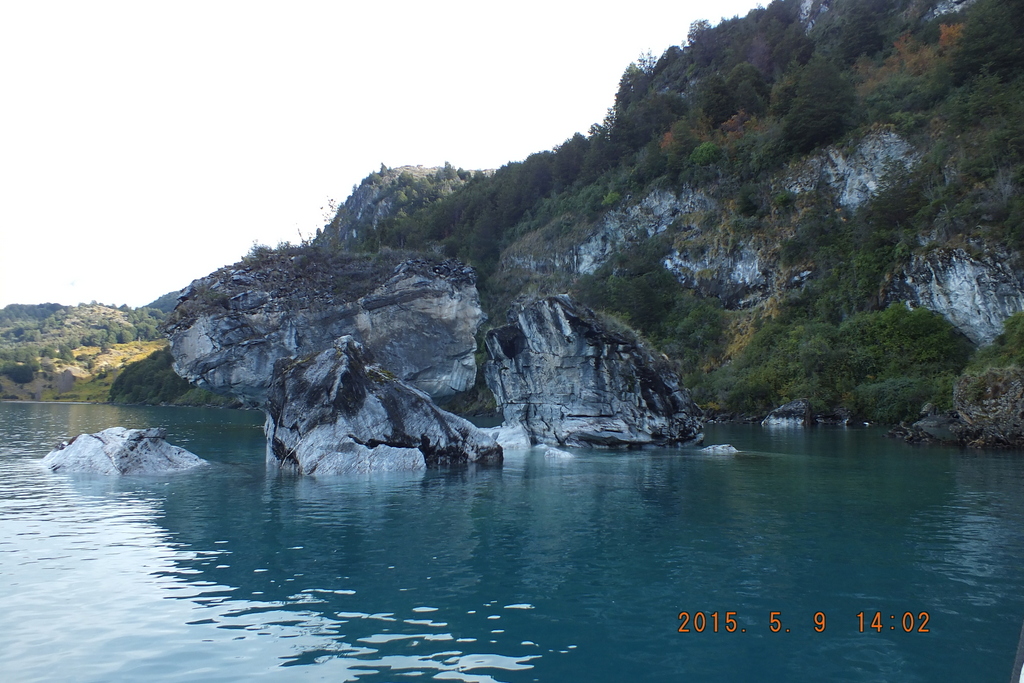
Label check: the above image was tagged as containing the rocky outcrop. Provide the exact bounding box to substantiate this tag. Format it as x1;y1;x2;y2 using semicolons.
498;188;715;277
761;399;814;427
323;165;476;247
42;427;206;474
887;247;1024;346
782;129;920;209
166;252;483;405
483;295;703;447
925;0;977;20
950;368;1024;448
662;245;776;309
575;189;714;274
265;336;501;474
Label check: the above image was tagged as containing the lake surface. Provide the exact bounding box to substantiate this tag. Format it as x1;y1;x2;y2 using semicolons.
2;401;1024;682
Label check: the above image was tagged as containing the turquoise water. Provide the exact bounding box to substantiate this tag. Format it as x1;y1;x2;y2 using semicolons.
2;401;1024;682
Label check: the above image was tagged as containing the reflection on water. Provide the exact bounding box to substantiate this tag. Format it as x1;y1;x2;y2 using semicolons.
2;402;1024;682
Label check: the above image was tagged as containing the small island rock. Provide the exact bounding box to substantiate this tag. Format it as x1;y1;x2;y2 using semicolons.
42;427;206;474
265;336;502;474
761;399;813;427
484;295;703;447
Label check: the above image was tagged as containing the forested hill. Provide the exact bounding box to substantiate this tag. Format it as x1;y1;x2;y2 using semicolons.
311;0;1024;424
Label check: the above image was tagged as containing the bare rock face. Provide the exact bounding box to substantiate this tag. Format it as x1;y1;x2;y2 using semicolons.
761;399;813;427
483;295;703;447
265;336;502;474
166;252;483;406
42;427;206;474
888;247;1024;346
782;129;920;209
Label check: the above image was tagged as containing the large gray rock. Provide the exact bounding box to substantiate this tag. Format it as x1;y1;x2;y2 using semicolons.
166;253;483;405
888;247;1024;346
265;336;502;474
42;427;206;474
484;295;704;447
761;399;813;427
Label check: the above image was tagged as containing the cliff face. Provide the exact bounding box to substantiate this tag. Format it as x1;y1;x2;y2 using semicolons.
484;295;703;447
166;253;483;406
781;129;920;210
887;247;1024;346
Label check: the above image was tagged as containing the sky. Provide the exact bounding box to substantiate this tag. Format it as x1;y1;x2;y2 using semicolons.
0;0;764;309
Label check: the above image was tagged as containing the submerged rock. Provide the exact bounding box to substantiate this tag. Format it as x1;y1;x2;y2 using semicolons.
761;399;813;427
42;427;205;474
484;295;703;447
166;253;484;405
265;336;502;474
700;444;739;454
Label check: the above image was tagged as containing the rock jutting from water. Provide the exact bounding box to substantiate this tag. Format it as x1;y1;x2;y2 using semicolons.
165;252;484;405
42;427;206;474
761;399;814;427
483;295;704;447
265;336;502;474
166;249;502;473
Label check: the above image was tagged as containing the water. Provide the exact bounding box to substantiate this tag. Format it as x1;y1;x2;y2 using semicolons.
2;402;1024;682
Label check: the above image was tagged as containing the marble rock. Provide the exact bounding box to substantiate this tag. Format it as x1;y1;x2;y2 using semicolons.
265;336;502;474
42;427;205;474
484;295;704;448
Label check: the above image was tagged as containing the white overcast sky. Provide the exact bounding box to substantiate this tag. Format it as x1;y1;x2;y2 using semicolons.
0;0;762;309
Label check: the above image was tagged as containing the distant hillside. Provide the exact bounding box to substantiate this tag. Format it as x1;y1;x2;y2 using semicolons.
0;301;226;406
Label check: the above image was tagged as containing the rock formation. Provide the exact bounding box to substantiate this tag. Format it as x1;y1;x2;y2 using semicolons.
782;129;920;210
950;368;1024;448
887;247;1024;346
265;337;501;474
167;250;501;472
166;252;483;404
42;427;206;474
484;295;703;447
762;399;814;427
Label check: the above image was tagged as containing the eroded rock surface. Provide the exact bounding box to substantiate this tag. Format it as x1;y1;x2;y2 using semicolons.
42;427;205;474
484;295;703;447
783;129;920;209
888;247;1024;346
167;253;483;405
266;336;502;474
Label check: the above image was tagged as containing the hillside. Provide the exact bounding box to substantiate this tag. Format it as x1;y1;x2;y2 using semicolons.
0;302;168;401
309;0;1024;424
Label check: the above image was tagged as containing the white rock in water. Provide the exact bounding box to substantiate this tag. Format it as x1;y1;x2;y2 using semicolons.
42;427;206;474
543;447;574;459
700;444;738;454
299;439;426;475
482;424;533;450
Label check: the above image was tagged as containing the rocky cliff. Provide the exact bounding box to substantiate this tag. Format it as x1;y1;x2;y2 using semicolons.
166;251;482;406
887;247;1024;346
484;295;703;447
266;336;501;474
